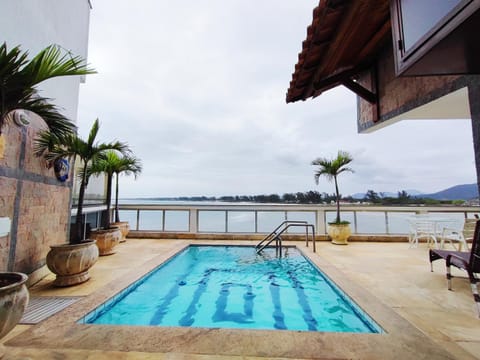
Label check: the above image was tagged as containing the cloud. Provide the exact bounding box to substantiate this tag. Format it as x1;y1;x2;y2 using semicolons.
77;1;476;198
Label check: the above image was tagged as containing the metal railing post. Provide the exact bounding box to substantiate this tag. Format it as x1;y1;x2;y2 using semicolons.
312;225;316;252
353;211;358;233
385;211;389;234
136;209;140;230
225;211;228;233
306;224;309;248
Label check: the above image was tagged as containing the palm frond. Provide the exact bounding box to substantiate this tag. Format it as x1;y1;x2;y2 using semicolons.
34;130;59;159
19;96;76;137
21;44;96;85
124;155;143;178
34;131;79;163
91;150;142;177
95;140;129;155
87;118;100;148
115;154;142;178
86;151;118;178
311;151;353;180
0;43;28;84
0;43;95;136
337;166;354;175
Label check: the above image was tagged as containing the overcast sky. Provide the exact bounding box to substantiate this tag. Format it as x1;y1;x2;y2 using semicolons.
77;1;476;198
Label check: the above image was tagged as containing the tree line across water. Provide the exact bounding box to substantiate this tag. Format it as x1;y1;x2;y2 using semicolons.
170;189;465;205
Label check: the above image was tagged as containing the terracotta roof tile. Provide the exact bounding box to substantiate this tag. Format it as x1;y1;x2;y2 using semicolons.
286;0;390;103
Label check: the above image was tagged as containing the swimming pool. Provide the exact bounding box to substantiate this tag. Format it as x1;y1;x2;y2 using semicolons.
80;245;382;333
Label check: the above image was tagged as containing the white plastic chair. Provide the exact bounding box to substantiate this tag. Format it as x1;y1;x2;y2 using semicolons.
408;219;437;248
441;218;476;251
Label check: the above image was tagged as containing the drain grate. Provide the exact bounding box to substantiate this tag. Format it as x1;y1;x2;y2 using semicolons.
20;296;83;324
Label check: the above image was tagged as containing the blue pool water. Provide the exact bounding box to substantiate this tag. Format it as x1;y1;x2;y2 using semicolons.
81;245;382;333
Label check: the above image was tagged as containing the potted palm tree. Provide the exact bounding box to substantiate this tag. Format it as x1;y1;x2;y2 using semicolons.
88;150;142;243
36;118;128;282
112;153;142;241
86;150;137;253
0;43;94;343
312;151;354;245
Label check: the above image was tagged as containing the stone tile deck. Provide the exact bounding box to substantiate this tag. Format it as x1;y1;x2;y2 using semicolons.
2;238;479;359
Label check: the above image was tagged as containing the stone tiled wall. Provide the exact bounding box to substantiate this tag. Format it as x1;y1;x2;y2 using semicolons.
0;114;71;273
355;43;480;200
0;177;16;270
357;45;465;132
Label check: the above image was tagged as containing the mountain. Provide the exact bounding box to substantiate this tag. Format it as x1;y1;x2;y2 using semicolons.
351;184;478;201
420;183;478;200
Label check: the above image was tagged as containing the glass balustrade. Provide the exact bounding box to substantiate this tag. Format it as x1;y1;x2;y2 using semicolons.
85;204;480;235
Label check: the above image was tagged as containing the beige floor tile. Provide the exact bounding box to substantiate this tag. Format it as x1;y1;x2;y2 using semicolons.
3;239;479;359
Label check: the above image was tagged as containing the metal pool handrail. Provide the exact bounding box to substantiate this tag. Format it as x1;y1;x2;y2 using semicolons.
256;221;316;254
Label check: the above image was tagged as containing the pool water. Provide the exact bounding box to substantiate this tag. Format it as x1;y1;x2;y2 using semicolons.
81;245;382;333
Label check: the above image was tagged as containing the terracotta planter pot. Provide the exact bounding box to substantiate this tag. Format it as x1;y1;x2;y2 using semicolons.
110;221;130;242
0;272;29;349
327;223;351;245
90;227;121;256
46;241;99;287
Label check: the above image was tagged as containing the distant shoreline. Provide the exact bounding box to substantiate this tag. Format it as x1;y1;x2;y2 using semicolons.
120;183;479;203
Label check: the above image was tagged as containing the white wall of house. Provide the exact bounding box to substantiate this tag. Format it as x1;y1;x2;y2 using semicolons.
0;0;91;124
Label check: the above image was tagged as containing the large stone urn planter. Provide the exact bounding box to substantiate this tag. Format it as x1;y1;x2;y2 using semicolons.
0;272;29;356
46;240;99;287
327;223;351;245
90;226;121;256
110;221;130;243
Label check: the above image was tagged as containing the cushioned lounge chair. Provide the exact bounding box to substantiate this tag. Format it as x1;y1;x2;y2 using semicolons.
429;219;480;317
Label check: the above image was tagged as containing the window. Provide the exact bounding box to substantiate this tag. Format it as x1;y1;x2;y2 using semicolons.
391;0;480;75
399;0;466;54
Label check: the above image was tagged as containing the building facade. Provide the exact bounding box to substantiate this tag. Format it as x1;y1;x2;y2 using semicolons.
0;0;92;283
287;0;480;198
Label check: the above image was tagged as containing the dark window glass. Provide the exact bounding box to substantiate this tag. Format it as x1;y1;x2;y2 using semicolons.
400;0;465;51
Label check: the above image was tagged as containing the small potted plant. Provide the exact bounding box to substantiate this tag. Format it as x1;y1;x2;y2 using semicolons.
36;118;127;282
312;151;354;245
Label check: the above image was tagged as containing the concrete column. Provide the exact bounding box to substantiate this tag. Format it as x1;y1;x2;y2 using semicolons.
189;208;198;233
316;209;326;234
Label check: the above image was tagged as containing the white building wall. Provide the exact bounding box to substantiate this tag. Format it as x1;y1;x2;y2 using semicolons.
0;0;91;124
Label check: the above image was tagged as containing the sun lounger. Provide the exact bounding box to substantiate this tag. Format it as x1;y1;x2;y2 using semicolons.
429;220;480;317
